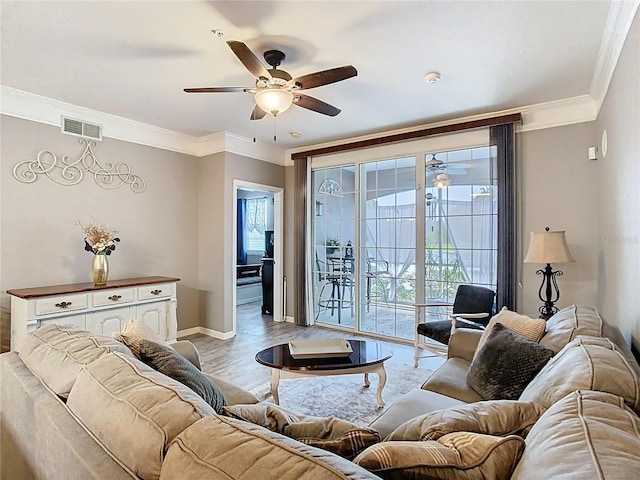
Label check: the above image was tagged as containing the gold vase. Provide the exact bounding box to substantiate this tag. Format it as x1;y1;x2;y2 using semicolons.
92;254;109;286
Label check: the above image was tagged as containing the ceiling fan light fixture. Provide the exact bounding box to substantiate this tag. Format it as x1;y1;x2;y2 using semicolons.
433;173;451;188
424;71;441;84
254;88;294;116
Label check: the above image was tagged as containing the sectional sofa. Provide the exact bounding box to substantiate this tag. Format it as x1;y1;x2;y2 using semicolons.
1;305;639;479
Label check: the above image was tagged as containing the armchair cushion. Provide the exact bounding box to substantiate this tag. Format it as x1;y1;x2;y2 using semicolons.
467;323;554;400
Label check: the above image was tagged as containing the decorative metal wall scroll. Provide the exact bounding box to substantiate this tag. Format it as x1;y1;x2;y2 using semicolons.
13;139;146;192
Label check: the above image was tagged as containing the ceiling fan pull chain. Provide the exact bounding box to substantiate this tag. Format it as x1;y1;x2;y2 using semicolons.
273;117;277;142
253;119;256;143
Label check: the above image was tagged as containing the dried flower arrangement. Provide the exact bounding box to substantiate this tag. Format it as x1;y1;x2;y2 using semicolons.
78;220;120;255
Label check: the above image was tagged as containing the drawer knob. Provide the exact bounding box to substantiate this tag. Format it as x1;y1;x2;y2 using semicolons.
55;301;72;309
150;289;162;295
108;295;122;301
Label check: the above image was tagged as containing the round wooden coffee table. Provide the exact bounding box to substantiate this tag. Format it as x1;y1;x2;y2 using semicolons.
255;339;393;408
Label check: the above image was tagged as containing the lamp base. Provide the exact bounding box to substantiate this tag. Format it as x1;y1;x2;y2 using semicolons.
535;264;563;321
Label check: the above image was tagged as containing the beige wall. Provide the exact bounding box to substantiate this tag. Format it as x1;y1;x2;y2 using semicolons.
594;10;639;346
0;115;200;350
516;122;599;316
198;151;285;334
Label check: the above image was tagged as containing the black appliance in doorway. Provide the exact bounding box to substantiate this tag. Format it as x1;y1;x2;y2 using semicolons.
262;230;274;315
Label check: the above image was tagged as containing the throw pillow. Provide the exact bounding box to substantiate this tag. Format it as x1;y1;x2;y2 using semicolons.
474;307;546;360
386;400;545;441
223;403;381;460
137;339;227;413
467;323;554;400
113;318;164;357
353;431;525;479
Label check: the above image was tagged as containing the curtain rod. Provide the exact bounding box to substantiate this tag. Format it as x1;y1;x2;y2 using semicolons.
291;113;522;161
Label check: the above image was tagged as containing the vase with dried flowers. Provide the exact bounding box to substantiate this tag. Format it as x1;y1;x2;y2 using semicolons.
78;221;120;285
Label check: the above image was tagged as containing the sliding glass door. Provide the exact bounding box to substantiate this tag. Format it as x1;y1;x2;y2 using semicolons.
310;140;499;342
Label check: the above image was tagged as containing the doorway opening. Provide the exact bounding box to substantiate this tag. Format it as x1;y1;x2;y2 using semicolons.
232;180;284;335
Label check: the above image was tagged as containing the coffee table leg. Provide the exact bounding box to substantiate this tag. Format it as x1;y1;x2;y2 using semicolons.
364;373;370;387
375;365;387;408
270;369;280;405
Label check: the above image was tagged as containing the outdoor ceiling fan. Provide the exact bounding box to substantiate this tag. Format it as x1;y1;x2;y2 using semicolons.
425;154;468;176
184;40;358;120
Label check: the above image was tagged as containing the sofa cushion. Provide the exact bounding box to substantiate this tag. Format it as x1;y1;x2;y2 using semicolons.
353;432;525;480
113;319;165;357
223;403;380;460
474;307;546;360
369;388;466;440
160;414;381;480
67;352;214;480
137;339;226;413
205;373;261;406
17;324;131;397
511;390;640;479
539;305;603;353
386;400;544;441
519;335;640;412
467;323;554;400
421;357;484;403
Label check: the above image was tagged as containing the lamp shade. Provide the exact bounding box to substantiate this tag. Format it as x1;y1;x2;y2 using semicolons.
433;173;451;188
524;230;575;264
254;88;294;116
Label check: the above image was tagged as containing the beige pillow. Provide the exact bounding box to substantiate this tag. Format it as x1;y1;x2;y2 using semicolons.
113;318;165;357
353;432;525;479
512;390;640;479
386;400;545;441
161;414;381;480
67;352;214;480
519;335;640;412
223;403;381;460
474;307;546;359
18;324;131;397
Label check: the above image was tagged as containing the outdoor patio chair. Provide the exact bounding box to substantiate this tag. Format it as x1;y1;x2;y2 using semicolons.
315;254;354;323
365;257;391;312
414;284;495;365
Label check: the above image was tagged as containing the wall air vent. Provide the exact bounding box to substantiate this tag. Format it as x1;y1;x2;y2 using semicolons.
61;116;103;141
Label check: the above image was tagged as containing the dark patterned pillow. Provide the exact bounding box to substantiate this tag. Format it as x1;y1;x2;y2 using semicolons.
137;339;226;413
467;323;554;400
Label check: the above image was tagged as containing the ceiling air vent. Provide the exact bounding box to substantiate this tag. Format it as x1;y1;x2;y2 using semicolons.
61;116;103;141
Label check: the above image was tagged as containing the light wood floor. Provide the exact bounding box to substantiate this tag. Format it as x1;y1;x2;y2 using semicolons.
180;301;445;392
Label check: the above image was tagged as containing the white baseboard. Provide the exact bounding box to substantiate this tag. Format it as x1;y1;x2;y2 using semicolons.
284;316;295;324
177;326;235;340
236;295;262;306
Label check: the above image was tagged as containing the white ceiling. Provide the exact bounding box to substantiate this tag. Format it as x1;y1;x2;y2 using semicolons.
1;1;613;150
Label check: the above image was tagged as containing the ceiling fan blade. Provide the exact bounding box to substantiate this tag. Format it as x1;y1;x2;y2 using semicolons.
294;94;341;116
184;87;248;93
250;106;267;120
292;65;357;90
227;40;272;80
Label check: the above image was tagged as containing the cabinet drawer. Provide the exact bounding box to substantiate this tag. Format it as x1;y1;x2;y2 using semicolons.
35;293;88;316
138;283;173;301
93;288;135;307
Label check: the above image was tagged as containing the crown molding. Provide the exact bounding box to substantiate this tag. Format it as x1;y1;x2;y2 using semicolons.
0;86;286;164
590;0;640;110
285;95;598;163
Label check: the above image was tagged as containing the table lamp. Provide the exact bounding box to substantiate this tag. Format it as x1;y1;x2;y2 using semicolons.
524;227;575;320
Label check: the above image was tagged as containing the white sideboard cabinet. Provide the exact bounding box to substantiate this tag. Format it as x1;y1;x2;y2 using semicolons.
7;276;180;351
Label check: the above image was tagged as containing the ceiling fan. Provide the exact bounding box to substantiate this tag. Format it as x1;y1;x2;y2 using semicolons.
184;40;358;120
425;154;468;176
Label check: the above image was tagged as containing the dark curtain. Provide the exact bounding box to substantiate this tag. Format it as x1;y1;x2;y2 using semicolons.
237;198;247;265
294;157;310;326
491;123;516;311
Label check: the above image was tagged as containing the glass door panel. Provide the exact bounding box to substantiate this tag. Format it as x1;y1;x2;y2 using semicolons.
312;166;356;327
358;156;416;341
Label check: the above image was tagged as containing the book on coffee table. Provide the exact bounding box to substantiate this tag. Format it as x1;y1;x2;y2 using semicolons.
288;338;353;359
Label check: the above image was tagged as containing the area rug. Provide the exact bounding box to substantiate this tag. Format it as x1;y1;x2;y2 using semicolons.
249;363;433;427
